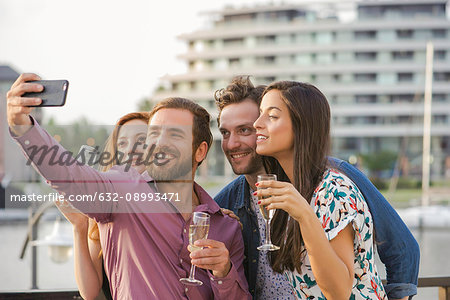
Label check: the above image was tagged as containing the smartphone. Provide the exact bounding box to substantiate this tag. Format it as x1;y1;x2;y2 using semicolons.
24;80;69;107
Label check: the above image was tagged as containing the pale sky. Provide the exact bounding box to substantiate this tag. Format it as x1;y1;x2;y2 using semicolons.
0;0;340;125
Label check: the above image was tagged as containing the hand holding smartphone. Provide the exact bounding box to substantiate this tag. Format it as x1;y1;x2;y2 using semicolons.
23;80;69;107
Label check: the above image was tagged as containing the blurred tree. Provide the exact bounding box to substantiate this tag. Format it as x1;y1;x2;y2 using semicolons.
137;84;167;111
137;97;155;112
361;151;397;173
44;117;110;154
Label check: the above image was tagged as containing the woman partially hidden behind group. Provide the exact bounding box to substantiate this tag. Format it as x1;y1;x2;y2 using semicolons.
254;81;386;299
57;112;149;300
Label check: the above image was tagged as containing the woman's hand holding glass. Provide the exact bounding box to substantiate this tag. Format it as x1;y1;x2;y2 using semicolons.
255;180;312;223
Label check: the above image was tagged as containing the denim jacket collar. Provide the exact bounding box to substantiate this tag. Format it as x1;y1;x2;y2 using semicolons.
233;175;252;212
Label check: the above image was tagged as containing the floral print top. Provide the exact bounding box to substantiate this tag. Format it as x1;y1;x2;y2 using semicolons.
285;169;387;300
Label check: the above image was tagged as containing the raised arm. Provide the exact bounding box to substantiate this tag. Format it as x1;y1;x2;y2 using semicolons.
7;73;41;135
7;73;115;222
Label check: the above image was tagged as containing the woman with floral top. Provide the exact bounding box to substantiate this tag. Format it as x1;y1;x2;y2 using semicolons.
253;81;387;300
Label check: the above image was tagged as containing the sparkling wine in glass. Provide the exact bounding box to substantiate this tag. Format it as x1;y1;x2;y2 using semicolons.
180;212;210;286
257;174;280;251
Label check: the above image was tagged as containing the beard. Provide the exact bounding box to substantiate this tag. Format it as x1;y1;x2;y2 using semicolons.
227;149;264;175
147;146;193;181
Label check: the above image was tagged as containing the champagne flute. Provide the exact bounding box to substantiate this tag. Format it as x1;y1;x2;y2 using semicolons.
257;174;280;251
180;212;210;286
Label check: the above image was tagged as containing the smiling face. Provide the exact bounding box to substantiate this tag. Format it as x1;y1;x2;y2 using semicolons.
219;99;264;175
253;89;294;161
145;108;193;181
116;119;148;174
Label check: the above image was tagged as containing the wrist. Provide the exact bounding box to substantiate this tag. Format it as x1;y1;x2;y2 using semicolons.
212;261;231;278
9;115;33;136
294;204;316;224
73;224;88;235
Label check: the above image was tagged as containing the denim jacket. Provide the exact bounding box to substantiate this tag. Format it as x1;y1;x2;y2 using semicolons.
215;157;420;299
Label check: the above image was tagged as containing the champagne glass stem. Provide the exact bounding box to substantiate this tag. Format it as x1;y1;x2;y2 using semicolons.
265;218;271;245
188;264;196;280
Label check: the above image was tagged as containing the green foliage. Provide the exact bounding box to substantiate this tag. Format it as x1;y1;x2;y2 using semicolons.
44;117;110;154
137;97;155;112
361;151;397;172
397;177;421;189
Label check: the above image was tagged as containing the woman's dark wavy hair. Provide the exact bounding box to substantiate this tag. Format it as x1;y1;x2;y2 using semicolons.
262;81;331;274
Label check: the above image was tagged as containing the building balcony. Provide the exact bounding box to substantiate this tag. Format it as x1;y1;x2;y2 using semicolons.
332;123;450;137
331;103;450;117
153;82;450;102
179;40;450;61
159;62;450;83
179;18;450;41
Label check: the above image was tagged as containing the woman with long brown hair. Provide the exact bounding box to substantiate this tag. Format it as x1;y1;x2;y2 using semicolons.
253;81;386;299
57;112;150;300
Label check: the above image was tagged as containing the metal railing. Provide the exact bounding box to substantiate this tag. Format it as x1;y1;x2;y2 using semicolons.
0;276;449;300
418;276;450;300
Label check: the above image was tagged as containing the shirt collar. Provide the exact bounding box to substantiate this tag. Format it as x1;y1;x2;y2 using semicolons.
145;177;222;216
193;182;223;215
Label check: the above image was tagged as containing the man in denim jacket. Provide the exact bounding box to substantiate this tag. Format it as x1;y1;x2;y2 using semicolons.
214;76;419;300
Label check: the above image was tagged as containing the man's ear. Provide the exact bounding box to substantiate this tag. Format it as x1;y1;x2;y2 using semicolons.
194;141;208;164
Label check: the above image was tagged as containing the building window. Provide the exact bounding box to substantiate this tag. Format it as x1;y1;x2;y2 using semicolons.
354;30;377;40
398;116;411;124
434;72;450;82
433;94;447;102
259;76;275;83
188;61;195;71
432;29;447;39
256;35;276;45
223;38;244;47
256;56;276;65
316;32;333;44
433;115;448;124
228;58;240;68
354;73;377;82
397;29;413;39
355;95;377;103
333;74;341;82
354;52;377;61
343;138;359;151
392;51;414;60
434;50;446;60
397;73;413;82
391;94;414;103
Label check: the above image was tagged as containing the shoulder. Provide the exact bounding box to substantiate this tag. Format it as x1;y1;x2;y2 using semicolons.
214;175;246;203
211;212;243;246
314;169;362;202
314;169;369;239
313;169;366;220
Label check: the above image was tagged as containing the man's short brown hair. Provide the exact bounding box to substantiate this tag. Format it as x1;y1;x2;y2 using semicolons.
149;97;213;165
214;76;266;126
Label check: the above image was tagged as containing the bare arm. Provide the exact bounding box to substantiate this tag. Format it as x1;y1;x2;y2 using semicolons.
73;221;103;300
56;202;103;300
298;210;355;299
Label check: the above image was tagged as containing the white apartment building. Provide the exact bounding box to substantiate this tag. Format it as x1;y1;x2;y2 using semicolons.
153;0;450;180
